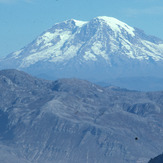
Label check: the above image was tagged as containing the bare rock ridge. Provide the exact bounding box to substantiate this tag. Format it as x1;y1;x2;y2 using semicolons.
0;16;163;91
0;69;163;163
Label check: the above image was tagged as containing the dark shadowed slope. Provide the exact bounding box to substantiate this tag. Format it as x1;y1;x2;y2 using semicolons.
148;153;163;163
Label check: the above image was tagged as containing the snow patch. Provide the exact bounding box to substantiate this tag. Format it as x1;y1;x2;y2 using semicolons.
20;31;72;67
13;49;23;59
97;16;135;37
83;51;97;61
73;19;88;27
36;29;63;48
30;49;37;53
140;40;163;61
50;44;82;63
91;41;109;61
97;88;103;92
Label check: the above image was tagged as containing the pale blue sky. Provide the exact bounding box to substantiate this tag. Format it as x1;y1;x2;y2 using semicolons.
0;0;163;57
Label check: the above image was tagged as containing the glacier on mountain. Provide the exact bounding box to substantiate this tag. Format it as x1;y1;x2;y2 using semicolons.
9;16;163;68
97;16;135;37
0;16;163;91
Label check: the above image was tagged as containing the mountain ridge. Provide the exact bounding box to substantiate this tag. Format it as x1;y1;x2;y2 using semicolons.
0;69;163;163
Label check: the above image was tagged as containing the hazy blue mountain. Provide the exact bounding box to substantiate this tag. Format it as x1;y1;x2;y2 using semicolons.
0;16;163;91
0;69;163;163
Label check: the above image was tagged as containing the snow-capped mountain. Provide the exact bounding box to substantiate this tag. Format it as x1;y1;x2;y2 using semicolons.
1;69;163;163
1;16;163;90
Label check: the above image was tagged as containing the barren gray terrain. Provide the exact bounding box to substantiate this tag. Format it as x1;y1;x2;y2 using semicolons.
0;69;163;163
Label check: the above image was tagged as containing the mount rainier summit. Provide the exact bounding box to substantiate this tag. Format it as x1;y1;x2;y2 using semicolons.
1;16;163;90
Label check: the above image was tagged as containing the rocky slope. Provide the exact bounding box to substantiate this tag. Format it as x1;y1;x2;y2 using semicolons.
0;69;163;163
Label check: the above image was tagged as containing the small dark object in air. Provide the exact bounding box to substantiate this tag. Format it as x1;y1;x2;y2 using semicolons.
135;137;138;140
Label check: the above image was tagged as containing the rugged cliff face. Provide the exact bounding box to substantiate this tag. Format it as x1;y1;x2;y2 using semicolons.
0;69;163;163
1;16;163;91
